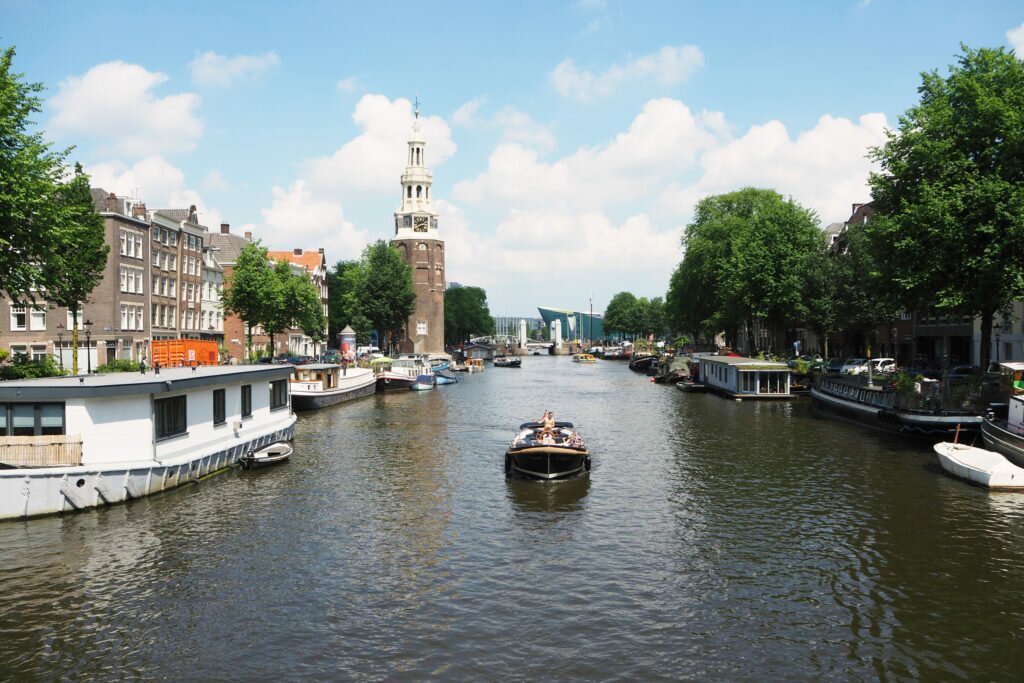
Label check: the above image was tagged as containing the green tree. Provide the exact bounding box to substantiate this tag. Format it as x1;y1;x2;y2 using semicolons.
0;46;68;303
356;240;416;353
327;259;371;345
604;291;639;338
867;45;1024;369
222;242;276;358
669;188;823;352
39;164;108;374
444;286;494;345
647;296;666;339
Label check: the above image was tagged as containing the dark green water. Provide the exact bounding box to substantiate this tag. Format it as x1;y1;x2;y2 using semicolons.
3;356;1024;681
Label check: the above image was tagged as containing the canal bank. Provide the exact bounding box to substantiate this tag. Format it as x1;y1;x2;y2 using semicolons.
3;356;1024;680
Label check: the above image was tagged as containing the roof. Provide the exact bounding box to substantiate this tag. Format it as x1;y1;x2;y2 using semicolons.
699;355;790;370
206;232;253;265
0;365;294;400
153;208;193;222
267;250;325;273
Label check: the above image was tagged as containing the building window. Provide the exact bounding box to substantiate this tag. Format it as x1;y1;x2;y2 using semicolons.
241;384;252;417
213;388;226;425
154;395;187;440
31;345;46;361
269;379;288;410
417;320;427;335
10;306;26;331
29;308;45;331
0;403;65;436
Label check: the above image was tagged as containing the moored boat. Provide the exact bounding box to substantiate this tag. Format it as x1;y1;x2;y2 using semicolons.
374;355;429;391
0;365;297;520
699;355;793;400
675;379;707;393
572;353;596;363
411;374;436;391
290;363;376;410
434;369;459;384
240;441;293;469
494;356;522;368
505;420;590;480
933;441;1024;490
811;375;982;440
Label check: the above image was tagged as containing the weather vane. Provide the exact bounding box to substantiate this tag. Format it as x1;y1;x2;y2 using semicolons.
414;94;420;119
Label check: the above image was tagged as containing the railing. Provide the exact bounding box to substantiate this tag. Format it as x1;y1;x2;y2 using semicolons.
0;434;83;467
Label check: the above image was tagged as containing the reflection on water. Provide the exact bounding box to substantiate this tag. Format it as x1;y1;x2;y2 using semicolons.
506;473;591;513
4;356;1024;680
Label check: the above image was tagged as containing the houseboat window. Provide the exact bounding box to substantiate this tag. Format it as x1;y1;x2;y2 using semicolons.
0;403;65;436
155;396;187;439
241;384;252;417
213;389;226;426
270;379;288;410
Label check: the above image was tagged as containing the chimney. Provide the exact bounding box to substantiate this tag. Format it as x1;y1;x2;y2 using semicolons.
106;192;118;212
318;247;324;255
293;248;303;256
851;203;864;215
244;231;253;241
188;204;198;223
132;203;148;219
220;223;230;234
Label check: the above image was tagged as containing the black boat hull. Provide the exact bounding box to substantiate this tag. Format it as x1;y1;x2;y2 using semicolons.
505;446;590;480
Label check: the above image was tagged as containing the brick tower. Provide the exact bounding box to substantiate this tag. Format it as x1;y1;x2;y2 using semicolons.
391;102;445;355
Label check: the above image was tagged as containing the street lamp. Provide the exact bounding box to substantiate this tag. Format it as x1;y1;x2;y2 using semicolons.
84;319;93;374
56;323;65;371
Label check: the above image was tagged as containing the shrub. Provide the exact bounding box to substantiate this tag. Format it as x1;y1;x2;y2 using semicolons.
96;359;141;373
0;354;67;380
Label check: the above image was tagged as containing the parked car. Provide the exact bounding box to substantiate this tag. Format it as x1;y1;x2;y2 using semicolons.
871;358;897;375
841;358;868;375
824;358;845;374
948;364;983;384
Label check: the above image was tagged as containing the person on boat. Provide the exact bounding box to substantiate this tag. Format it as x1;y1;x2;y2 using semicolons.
540;410;555;435
540;431;555;445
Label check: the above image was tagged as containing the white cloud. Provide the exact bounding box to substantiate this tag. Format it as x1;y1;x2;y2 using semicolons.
1008;22;1024;54
86;155;225;229
49;62;202;157
304;94;456;195
203;170;228;191
258;180;371;262
455;98;723;207
336;76;360;93
658;113;889;223
551;45;704;101
188;51;280;87
453;97;556;151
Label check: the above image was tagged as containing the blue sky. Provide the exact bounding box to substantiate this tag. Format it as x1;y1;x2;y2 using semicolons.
4;0;1023;315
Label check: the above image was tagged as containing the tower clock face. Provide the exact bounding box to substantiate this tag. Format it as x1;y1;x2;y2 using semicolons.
414;216;429;232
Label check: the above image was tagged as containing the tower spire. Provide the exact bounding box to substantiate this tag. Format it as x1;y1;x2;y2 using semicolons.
414;94;420;119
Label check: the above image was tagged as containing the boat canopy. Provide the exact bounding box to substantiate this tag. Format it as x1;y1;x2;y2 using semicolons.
370;357;393;365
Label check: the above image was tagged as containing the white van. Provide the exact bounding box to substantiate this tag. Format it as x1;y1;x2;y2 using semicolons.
356;345;381;358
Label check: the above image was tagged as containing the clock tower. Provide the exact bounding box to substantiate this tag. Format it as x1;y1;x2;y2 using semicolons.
391;101;445;355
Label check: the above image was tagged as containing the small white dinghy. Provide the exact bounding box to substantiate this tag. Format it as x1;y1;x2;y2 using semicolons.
933;441;1024;490
240;441;293;469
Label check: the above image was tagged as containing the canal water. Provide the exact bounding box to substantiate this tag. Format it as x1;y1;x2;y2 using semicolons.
3;355;1024;681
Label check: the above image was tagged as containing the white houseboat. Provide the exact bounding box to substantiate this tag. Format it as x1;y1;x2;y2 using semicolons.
0;365;296;520
290;363;376;410
698;355;792;400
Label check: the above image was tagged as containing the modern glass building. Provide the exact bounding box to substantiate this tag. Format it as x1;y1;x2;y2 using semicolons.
537;307;605;343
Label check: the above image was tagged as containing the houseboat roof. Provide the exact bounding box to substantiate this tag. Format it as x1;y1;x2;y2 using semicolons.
699;355;790;370
0;365;294;400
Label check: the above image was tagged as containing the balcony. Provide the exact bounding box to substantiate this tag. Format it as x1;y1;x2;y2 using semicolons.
0;434;83;467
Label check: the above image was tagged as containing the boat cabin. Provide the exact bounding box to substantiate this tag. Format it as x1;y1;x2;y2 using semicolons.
698;355;792;400
291;363;347;392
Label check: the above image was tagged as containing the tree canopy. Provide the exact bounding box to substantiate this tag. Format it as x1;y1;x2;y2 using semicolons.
666;187;823;350
326;259;371;345
604;291;640;337
444;286;494;344
867;45;1024;369
39;164;108;374
222;242;277;356
356;240;416;352
0;45;71;302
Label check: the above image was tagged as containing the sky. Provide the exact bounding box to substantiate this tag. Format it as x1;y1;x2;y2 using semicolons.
3;1;1024;316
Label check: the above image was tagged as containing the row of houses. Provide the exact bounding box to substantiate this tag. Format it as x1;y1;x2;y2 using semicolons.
783;202;1022;368
0;189;329;369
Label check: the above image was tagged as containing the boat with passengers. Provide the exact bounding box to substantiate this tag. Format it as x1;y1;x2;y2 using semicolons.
0;365;297;520
505;415;590;480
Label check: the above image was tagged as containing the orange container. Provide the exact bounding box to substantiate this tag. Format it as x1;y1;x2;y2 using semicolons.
151;340;219;368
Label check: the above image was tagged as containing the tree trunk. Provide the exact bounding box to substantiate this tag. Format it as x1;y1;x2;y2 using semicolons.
71;311;79;376
980;308;994;370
